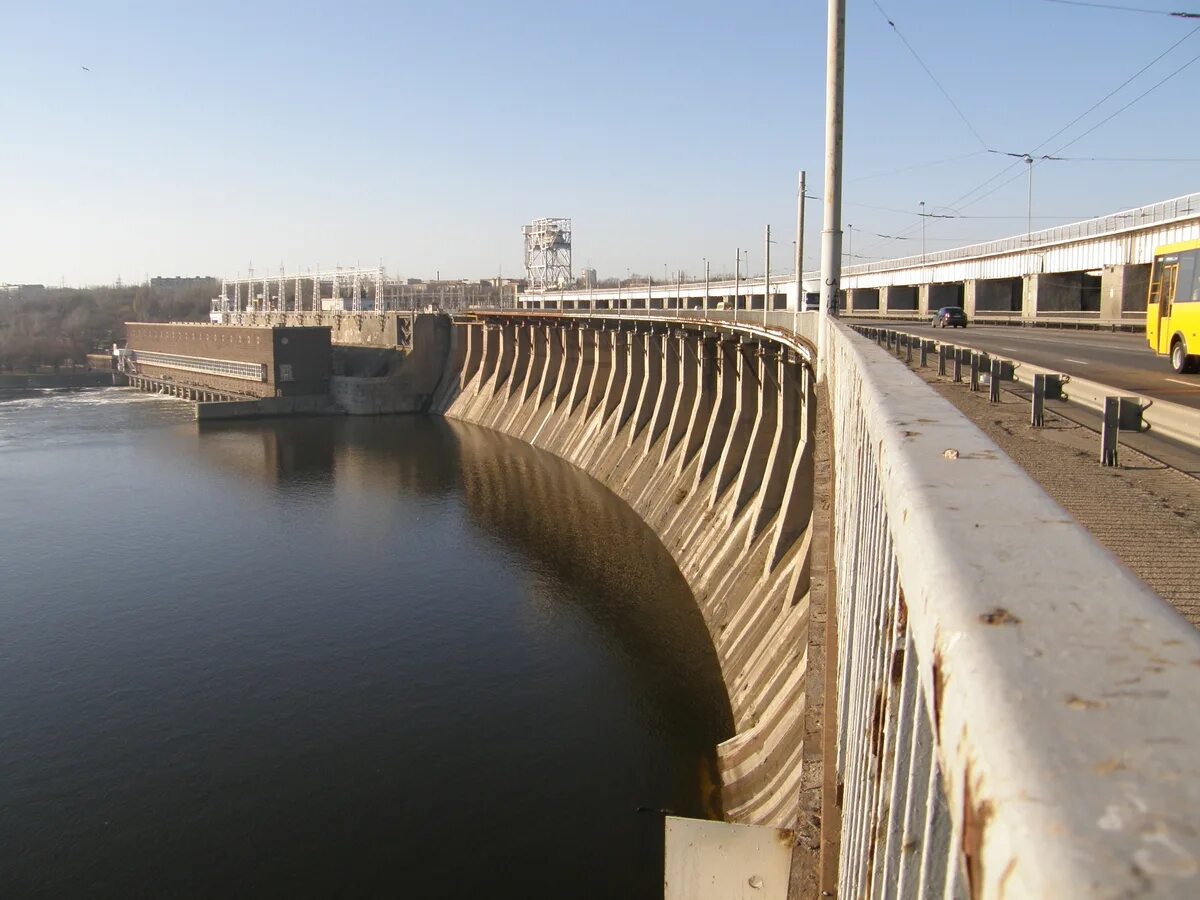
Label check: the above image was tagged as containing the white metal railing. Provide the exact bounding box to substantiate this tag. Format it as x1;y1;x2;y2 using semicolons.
822;318;1200;898
129;350;266;382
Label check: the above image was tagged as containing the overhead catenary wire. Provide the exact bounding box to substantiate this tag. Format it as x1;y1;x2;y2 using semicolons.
852;25;1200;259
1043;0;1200;18
869;0;990;149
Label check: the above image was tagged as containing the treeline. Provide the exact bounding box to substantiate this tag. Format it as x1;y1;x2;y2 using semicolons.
0;279;217;370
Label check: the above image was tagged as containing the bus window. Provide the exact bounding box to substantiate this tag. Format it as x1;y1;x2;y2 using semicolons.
1177;249;1200;304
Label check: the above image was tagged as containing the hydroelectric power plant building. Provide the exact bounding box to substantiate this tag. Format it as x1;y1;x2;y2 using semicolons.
122;323;332;401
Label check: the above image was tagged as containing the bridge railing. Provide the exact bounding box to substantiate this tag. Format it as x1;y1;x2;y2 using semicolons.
822;317;1200;898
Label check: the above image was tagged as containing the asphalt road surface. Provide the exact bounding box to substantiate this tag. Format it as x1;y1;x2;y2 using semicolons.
850;321;1200;411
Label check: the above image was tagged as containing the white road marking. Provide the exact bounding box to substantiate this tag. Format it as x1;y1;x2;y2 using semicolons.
1062;357;1090;365
1000;347;1021;353
1165;377;1198;388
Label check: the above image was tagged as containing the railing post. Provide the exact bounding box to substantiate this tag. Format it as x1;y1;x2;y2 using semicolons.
919;339;929;368
1102;396;1119;466
969;352;980;391
952;347;963;382
905;334;913;364
937;344;947;376
1032;373;1046;427
989;358;1001;403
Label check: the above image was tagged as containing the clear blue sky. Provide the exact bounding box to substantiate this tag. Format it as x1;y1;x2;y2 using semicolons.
1;0;1197;285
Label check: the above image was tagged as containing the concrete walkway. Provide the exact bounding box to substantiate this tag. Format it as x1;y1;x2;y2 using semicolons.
896;350;1200;627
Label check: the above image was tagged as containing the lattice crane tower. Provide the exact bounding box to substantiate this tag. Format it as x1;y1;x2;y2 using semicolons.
523;218;572;291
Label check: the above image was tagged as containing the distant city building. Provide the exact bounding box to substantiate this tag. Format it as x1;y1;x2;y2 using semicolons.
578;268;598;289
0;283;46;298
150;275;211;288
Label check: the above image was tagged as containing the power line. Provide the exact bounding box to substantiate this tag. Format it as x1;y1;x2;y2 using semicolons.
852;25;1200;258
1050;47;1200;154
1043;0;1200;17
1031;23;1200;153
849;150;988;183
869;0;990;148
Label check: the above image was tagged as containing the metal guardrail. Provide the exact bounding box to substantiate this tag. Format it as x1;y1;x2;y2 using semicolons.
859;323;1200;452
823;318;1200;898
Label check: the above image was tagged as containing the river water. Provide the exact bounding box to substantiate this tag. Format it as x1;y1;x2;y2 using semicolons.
0;388;733;898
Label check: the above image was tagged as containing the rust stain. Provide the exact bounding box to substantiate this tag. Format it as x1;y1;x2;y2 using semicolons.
979;608;1021;626
932;647;946;734
870;687;885;770
1066;694;1105;711
1093;757;1126;775
996;856;1018;898
961;773;995;900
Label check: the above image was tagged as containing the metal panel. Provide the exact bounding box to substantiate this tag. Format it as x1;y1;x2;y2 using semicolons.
663;817;793;900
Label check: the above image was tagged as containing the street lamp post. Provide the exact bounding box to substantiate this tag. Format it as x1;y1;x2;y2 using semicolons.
704;258;710;320
734;248;741;323
764;223;772;326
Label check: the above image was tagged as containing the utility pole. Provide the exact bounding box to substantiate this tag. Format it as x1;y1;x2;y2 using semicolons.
820;0;846;334
734;247;741;323
704;258;710;320
764;224;771;326
796;170;806;310
920;201;926;263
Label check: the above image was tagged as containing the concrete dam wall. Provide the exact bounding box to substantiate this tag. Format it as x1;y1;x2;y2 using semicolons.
430;312;818;828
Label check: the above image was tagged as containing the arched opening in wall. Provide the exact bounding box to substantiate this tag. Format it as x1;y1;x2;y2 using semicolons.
849;288;880;311
970;277;1022;314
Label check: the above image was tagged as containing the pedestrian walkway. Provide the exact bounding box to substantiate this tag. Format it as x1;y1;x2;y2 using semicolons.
897;349;1200;626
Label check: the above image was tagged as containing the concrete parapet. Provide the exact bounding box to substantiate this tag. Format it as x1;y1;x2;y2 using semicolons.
1100;263;1151;318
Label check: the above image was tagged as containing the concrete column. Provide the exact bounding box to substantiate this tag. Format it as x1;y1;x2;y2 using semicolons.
561;327;587;411
678;334;718;475
753;355;799;539
523;325;549;402
586;328;614;416
490;322;517;396
713;340;760;505
628;329;663;447
770;365;815;572
611;328;644;439
508;323;532;398
733;349;780;518
604;328;632;427
1100;263;1151;319
644;330;680;457
478;324;501;388
662;333;698;465
695;337;738;486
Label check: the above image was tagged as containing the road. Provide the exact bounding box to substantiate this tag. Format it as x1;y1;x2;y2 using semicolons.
848;322;1200;411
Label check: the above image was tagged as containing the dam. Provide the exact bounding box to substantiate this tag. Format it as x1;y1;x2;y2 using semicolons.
426;309;1200;898
113;306;1200;896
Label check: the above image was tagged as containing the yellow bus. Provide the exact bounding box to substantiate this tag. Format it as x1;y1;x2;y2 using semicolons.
1147;238;1200;374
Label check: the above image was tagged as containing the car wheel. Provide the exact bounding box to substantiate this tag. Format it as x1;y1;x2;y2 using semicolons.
1171;337;1189;374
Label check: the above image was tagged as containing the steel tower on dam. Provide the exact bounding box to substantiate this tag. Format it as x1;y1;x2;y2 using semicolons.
423;307;1200;898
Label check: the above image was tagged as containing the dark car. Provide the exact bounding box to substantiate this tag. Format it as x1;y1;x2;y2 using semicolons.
932;306;968;328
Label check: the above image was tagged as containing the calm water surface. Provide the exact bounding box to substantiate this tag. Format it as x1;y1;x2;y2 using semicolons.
0;388;733;898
